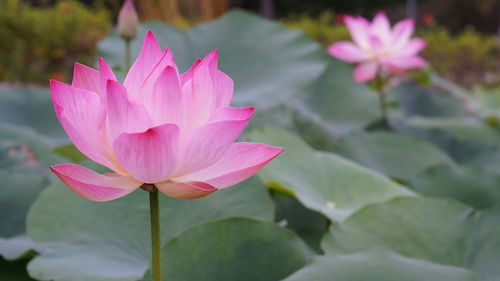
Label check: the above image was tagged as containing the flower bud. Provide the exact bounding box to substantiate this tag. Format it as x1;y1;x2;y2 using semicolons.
118;0;139;41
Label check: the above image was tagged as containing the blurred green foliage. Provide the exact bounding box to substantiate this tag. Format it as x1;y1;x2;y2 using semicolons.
282;12;350;47
419;26;499;87
283;12;500;87
0;0;110;84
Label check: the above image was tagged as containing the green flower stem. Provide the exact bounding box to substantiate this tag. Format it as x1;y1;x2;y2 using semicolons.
374;76;388;124
377;88;387;123
149;188;163;281
125;38;132;71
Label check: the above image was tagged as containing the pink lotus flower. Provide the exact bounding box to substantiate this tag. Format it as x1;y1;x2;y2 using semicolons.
50;31;284;201
328;12;427;83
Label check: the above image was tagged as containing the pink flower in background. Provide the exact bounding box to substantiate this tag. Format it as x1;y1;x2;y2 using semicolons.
50;31;284;201
422;12;435;26
335;14;347;24
50;72;64;81
328;12;427;83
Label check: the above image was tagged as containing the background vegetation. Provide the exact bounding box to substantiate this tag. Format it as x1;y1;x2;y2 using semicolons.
1;0;498;88
0;0;109;83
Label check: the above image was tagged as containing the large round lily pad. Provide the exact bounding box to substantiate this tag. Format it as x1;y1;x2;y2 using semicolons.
249;127;413;221
148;218;313;281
282;250;476;281
332;132;453;179
292;59;379;143
0;140;55;260
322;197;500;281
409;164;500;209
0;86;66;144
27;176;274;281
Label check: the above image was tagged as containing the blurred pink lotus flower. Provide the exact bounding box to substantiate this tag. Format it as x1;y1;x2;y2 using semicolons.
328;12;427;83
118;0;139;40
50;31;284;201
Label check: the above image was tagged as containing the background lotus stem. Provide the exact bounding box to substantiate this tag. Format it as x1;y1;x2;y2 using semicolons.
374;75;388;125
125;38;132;71
378;89;387;124
149;188;163;281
